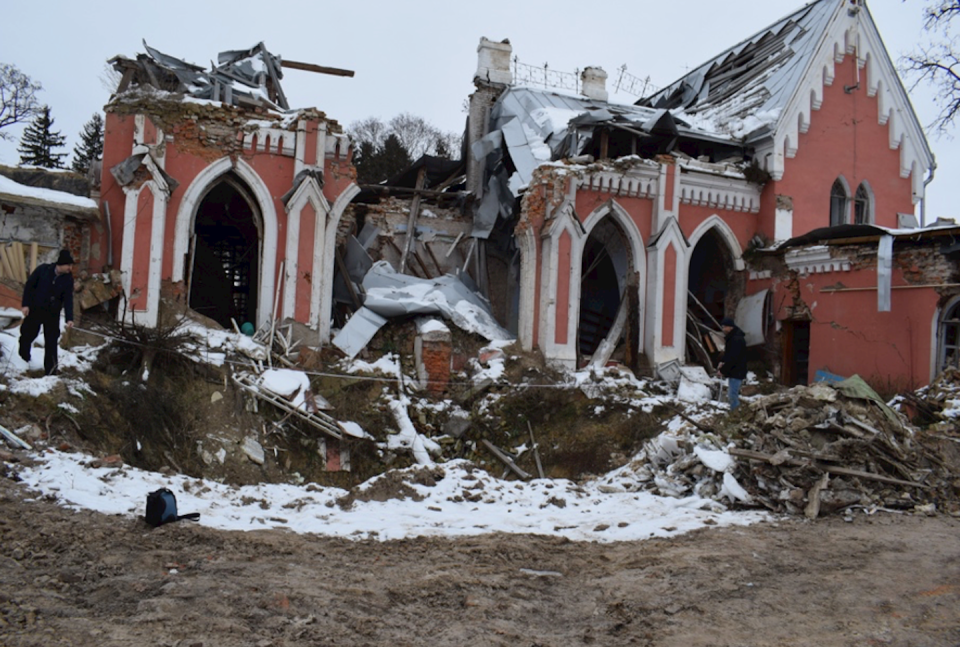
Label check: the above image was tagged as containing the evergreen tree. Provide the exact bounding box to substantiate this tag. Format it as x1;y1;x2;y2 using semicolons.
353;134;413;184
71;112;104;174
17;105;66;168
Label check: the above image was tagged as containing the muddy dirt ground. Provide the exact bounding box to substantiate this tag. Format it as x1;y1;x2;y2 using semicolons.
1;470;958;647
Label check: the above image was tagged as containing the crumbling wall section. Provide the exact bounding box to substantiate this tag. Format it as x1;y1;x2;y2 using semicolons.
748;238;958;388
352;197;472;276
107;94;343;166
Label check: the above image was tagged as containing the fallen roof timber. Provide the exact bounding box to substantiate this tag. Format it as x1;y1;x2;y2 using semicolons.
281;59;355;77
232;373;343;440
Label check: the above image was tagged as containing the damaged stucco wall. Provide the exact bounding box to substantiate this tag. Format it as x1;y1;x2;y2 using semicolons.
99;84;358;335
752;238;960;389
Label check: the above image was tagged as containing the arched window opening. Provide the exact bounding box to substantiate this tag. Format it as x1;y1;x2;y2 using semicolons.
939;299;960;373
189;174;262;329
578;218;632;361
688;228;738;370
854;182;871;224
830;178;849;226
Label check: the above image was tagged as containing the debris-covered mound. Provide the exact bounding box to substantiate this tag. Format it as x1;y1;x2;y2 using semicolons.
601;376;960;518
896;367;960;429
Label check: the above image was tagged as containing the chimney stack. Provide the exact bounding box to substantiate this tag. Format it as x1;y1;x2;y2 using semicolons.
581;66;608;102
475;38;513;85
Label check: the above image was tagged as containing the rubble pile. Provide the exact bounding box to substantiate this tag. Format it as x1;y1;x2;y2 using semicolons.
607;376;960;518
896;367;960;430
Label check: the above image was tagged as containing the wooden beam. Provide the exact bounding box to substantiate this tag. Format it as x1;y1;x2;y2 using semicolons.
400;167;428;274
482;439;531;479
358;184;469;199
727;448;928;489
527;421;545;479
281;59;355;78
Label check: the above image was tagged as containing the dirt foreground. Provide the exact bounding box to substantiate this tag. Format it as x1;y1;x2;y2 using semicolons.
1;472;958;647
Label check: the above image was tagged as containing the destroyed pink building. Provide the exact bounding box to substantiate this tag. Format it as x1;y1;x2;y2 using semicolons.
96;43;358;340
85;0;960;392
456;0;959;388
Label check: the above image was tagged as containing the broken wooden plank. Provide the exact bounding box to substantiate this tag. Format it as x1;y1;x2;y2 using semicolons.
661;403;713;433
482;439;531;479
527;420;545;479
445;232;464;258
423;240;444;276
280;59;355;77
727;447;929;489
231;373;343;440
687;290;723;331
400;167;428;274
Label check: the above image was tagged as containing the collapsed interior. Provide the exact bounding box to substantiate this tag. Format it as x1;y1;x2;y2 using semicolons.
686;228;736;370
189;174;261;329
578;217;632;361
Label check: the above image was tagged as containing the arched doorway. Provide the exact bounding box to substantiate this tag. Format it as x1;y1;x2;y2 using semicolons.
938;296;960;374
688;228;734;323
578;217;632;360
188;174;261;329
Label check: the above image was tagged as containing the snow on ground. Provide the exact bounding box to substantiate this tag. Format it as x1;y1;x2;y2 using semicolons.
1;323;770;543
15;451;767;542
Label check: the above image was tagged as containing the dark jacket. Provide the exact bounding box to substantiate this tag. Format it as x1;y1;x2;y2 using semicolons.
720;326;748;380
22;263;74;321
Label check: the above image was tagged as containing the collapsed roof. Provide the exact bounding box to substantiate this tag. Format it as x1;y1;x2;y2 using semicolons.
110;41;290;110
641;0;836;142
472;86;748;239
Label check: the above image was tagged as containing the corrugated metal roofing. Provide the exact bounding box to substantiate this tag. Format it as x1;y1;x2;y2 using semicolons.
644;0;837;141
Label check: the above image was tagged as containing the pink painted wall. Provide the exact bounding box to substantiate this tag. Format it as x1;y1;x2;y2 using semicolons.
98;113;136;271
773;266;938;389
129;187;153;313
761;56;915;238
555;229;572;345
678;204;757;252
97;109;356;330
295;202;317;322
663;244;677;347
573;193;656;242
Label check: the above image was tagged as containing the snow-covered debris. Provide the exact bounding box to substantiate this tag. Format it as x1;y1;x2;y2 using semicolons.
598;376;960;518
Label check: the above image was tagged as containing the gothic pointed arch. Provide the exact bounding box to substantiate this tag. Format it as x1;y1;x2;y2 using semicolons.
173;157;278;328
830;176;851;226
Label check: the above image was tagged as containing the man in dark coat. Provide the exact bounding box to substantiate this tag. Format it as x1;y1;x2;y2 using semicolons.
20;249;75;375
716;317;747;410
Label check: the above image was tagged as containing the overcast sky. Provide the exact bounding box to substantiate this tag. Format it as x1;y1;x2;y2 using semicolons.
1;0;955;221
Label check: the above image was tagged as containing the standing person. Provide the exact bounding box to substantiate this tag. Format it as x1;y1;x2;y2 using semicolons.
19;249;75;376
716;316;747;410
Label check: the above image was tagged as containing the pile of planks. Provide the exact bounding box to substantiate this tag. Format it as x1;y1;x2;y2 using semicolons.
626;379;959;518
0;242;38;282
897;368;960;430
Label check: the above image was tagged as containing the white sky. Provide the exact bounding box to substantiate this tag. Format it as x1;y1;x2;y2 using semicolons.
1;0;956;220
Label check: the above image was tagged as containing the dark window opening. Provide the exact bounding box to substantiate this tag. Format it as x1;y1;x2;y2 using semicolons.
830;179;848;226
578;218;631;361
939;301;960;373
854;182;870;224
686;228;737;372
688;229;732;324
782;320;811;386
189;175;261;329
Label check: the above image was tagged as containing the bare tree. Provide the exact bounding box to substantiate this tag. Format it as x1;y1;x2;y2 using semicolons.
388;113;442;160
0;63;42;141
902;2;960;132
349;113;462;161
